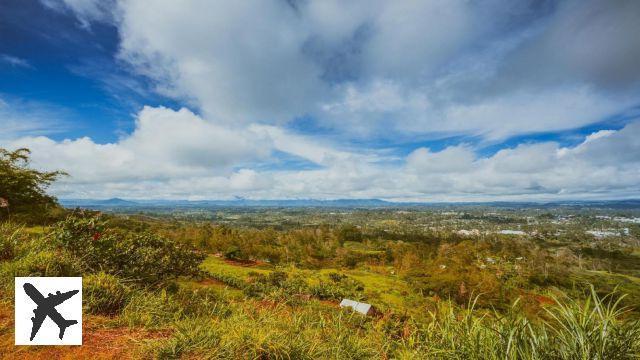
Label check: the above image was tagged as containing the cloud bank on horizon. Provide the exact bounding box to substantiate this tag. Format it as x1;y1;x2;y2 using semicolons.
1;0;639;201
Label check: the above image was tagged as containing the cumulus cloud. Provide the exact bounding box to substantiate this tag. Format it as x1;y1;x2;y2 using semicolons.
45;0;640;139
116;0;325;123
15;0;640;200
406;146;476;174
402;122;640;200
246;122;640;201
2;105;387;199
5;106;269;183
6;119;638;201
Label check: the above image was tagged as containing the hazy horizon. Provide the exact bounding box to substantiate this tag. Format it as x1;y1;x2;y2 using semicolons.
58;197;640;205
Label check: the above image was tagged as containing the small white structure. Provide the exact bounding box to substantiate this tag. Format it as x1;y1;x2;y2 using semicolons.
499;230;526;235
613;217;640;224
339;299;373;315
456;229;480;236
586;229;629;238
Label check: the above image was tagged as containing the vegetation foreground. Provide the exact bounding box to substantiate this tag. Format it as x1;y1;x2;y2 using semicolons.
1;217;639;359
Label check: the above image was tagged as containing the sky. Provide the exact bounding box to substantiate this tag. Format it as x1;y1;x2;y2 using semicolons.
1;0;639;202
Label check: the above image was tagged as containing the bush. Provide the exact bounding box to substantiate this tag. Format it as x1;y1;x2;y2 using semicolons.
223;245;244;260
241;271;314;301
53;215;206;284
310;274;365;301
83;272;130;315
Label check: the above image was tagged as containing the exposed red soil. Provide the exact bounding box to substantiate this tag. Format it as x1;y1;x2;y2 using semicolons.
5;327;170;359
534;294;556;306
196;278;227;286
0;305;172;360
223;258;266;267
319;299;339;308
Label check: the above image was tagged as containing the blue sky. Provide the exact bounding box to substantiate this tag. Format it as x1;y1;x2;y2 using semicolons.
1;0;639;201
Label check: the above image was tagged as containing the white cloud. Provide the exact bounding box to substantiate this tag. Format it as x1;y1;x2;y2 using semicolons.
3;105;390;199
8;120;637;201
45;0;640;140
406;146;475;174
249;124;381;166
5;106;269;183
323;82;634;140
401;122;640;200
116;0;325;123
500;0;640;90
16;0;640;200
260;122;640;201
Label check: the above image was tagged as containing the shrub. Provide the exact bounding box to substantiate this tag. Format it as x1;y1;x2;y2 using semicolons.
241;271;313;301
310;274;365;301
223;245;244;260
53;215;206;284
83;272;130;315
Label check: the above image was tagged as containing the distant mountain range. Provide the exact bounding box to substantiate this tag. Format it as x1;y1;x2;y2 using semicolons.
59;198;640;209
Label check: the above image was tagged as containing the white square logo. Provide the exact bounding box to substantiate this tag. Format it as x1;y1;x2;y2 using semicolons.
15;277;82;345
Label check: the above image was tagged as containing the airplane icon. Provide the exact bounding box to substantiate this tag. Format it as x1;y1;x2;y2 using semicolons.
23;283;79;341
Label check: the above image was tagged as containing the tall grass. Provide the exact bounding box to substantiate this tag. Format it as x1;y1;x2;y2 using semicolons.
139;286;640;359
394;287;640;359
145;301;379;359
541;286;640;359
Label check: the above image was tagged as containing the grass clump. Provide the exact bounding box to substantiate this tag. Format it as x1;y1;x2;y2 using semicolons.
392;287;640;359
541;286;640;359
0;222;24;261
83;272;130;315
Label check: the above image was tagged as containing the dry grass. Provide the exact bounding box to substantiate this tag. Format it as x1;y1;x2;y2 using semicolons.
0;304;172;360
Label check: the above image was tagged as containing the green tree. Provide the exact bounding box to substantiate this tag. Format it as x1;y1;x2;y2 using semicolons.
0;148;66;221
